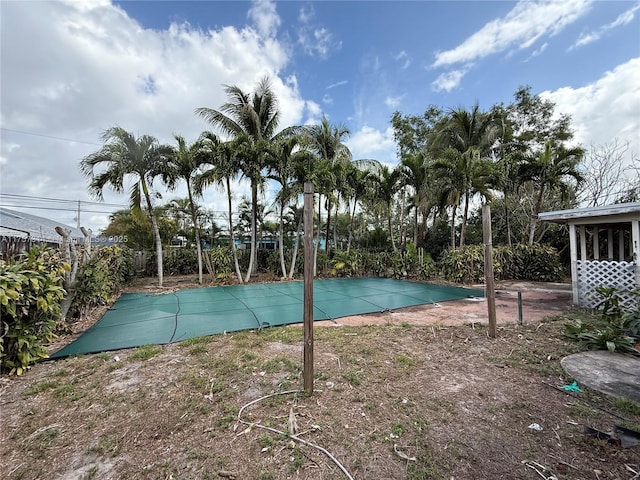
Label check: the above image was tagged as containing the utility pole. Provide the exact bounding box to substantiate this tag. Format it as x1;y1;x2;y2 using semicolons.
482;204;497;338
303;181;314;395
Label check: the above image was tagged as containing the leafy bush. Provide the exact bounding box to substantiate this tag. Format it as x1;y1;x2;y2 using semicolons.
497;243;564;282
0;247;67;375
71;245;135;316
164;248;198;275
438;245;502;284
564;287;640;354
437;243;563;284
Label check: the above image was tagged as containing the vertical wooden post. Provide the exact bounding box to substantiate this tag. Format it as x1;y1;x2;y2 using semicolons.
482;205;497;338
303;182;314;395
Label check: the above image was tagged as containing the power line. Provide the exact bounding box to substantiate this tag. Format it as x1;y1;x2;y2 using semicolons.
0;193;128;208
0;204;120;215
0;128;102;146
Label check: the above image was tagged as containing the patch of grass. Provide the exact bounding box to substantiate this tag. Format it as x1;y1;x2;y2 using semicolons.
23;381;59;397
259;471;276;480
342;370;363;386
89;435;121;457
95;352;111;361
613;397;640;416
396;354;415;368
187;344;208;355
184;445;209;460
82;465;99;480
288;446;305;473
53;383;86;402
179;335;216;347
569;402;598;419
258;434;274;450
262;356;298;373
128;345;162;361
391;423;406;437
23;425;60;455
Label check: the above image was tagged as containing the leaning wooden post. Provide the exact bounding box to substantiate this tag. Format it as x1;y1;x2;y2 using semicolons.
482;205;497;338
303;181;314;395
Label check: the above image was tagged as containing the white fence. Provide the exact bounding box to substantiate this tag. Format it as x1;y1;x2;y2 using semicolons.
576;260;638;310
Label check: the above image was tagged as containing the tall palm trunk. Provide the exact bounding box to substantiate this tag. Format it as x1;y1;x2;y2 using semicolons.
245;181;258;283
413;203;419;246
388;204;396;251
460;194;470;248
142;180;163;287
278;203;287;277
528;185;545;245
314;194;321;277
450;204;458;249
325;198;332;252
288;216;302;278
186;183;204;284
227;177;243;283
346;199;355;253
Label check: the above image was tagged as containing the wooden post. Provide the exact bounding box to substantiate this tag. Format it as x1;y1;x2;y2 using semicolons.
482;205;497;338
303;182;314;395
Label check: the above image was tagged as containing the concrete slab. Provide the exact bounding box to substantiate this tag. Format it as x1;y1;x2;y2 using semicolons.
561;351;640;404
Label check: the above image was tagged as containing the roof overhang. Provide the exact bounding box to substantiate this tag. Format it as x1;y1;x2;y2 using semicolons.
538;202;640;225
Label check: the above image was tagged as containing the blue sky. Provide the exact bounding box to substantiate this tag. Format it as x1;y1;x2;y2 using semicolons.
1;0;639;232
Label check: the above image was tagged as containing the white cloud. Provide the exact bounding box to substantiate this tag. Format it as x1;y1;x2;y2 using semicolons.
431;68;469;92
527;42;548;60
384;95;404;109
322;94;333;105
247;0;281;38
0;0;304;232
296;4;340;59
541;57;640;172
433;0;592;68
394;50;411;69
347;126;396;161
571;2;640;49
327;80;348;89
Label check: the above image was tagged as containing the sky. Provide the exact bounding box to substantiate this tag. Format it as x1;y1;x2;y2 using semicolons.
1;0;639;234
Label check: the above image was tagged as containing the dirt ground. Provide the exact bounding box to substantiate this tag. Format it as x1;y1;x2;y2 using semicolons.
1;276;639;480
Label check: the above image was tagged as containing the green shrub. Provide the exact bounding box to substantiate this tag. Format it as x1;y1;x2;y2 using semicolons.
164;248;198;275
71;245;135;316
438;243;563;284
438;245;501;284
564;286;640;354
0;247;67;375
497;243;564;282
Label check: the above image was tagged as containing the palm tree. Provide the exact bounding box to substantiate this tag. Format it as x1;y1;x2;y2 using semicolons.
194;134;244;283
370;163;402;251
266;135;315;277
518;141;584;244
432;148;495;248
303;116;351;251
196;76;293;282
399;151;433;247
161;134;212;284
80;127;173;286
430;104;497;248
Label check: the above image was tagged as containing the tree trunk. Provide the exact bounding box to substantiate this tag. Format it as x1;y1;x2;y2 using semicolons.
289;216;302;279
325;197;331;252
450;205;457;249
227;177;243;283
460;194;469;248
505;197;513;246
347;198;356;253
528;186;545;245
142;181;163;287
388;204;396;251
187;184;203;284
80;227;92;262
56;226;78;320
314;194;321;277
278;202;287;277
245;181;258;283
413;200;418;247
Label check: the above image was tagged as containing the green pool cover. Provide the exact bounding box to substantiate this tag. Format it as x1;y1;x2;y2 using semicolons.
51;278;483;358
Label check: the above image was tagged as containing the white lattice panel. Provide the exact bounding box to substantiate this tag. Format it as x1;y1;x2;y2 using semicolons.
576;260;638;310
